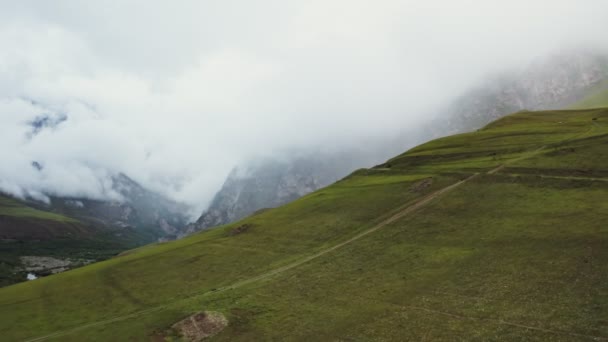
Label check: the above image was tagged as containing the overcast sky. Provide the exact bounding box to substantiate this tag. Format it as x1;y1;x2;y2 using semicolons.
0;0;607;214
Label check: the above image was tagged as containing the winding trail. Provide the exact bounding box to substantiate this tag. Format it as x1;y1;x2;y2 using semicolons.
24;171;482;342
23;139;601;341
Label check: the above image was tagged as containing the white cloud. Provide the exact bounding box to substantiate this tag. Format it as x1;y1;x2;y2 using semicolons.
0;0;607;213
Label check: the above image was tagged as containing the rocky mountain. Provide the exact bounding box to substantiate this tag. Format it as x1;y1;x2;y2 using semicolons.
27;173;190;241
429;51;608;135
184;149;399;235
185;51;608;235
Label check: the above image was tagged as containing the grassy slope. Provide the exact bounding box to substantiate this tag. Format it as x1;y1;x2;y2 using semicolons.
0;196;76;223
0;109;607;341
569;81;608;109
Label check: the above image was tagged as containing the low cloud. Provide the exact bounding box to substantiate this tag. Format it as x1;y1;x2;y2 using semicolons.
0;0;607;213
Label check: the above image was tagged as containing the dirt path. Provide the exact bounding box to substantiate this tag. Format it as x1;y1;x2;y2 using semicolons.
219;172;481;292
506;173;608;183
488;145;546;174
21;147;565;342
24;173;482;342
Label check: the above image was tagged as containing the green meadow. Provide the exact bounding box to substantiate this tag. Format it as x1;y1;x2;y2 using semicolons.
0;108;607;341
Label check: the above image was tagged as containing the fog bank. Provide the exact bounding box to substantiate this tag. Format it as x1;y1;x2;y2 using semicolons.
0;1;607;212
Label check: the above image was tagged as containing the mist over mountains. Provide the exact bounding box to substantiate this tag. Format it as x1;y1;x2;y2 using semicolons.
3;2;608;339
430;51;608;135
188;51;608;233
1;1;608;217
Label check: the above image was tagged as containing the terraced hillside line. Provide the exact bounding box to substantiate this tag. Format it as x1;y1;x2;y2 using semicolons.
488;145;546;175
22;155;540;342
503;173;608;183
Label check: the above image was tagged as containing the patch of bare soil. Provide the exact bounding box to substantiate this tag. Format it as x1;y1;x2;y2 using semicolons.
410;178;433;192
229;224;252;236
171;311;228;341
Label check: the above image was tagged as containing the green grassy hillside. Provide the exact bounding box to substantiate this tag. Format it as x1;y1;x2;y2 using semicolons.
1;108;607;341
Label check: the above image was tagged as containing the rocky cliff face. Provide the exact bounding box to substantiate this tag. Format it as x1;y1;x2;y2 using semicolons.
191;164;322;233
431;51;608;135
183;150;391;235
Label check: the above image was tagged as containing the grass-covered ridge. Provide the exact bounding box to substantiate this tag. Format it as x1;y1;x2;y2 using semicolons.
1;108;607;341
0;196;76;223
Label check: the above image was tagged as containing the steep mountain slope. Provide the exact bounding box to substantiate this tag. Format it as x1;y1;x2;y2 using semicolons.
36;174;190;241
187;150;397;235
570;81;608;109
0;173;190;286
0;195;143;287
1;108;607;341
0;195;88;240
428;51;608;135
190;51;608;235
